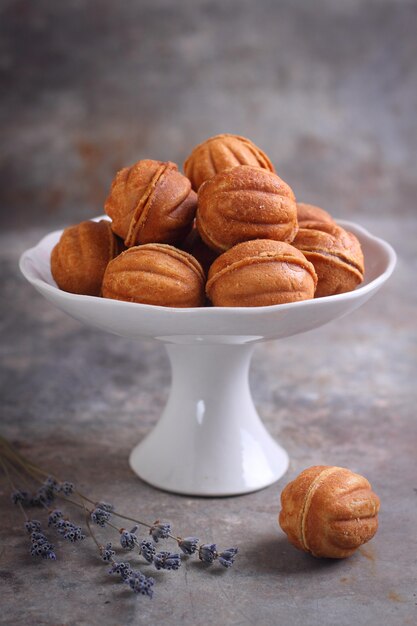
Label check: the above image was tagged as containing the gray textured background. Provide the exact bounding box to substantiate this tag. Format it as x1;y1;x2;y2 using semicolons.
1;1;416;625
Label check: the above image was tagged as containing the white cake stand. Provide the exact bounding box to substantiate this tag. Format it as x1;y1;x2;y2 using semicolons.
19;219;396;496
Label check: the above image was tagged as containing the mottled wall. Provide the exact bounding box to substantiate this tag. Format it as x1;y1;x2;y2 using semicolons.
1;0;416;229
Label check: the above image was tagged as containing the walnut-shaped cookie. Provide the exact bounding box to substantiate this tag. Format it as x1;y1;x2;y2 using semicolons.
292;221;364;297
279;466;380;559
184;133;275;191
51;219;123;296
102;244;205;308
105;160;197;247
297;202;334;226
197;165;298;253
206;239;317;307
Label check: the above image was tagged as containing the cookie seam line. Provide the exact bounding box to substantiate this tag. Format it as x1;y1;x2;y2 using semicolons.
300;466;341;554
125;163;169;247
299;248;364;275
114;243;205;284
206;254;317;295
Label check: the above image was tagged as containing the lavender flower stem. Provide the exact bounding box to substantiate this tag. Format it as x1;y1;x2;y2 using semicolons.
0;456;28;521
1;438;230;561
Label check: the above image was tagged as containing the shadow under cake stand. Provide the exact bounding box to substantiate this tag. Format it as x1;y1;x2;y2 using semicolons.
19;220;396;496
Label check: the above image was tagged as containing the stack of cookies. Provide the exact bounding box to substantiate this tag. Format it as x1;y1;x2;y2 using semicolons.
51;134;365;308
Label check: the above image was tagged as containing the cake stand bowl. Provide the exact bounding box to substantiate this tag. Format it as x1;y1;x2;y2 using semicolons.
19;219;396;496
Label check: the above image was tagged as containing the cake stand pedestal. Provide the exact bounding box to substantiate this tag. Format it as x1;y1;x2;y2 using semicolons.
130;343;288;495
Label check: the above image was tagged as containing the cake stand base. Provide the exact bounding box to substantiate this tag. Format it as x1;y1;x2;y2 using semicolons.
129;343;289;496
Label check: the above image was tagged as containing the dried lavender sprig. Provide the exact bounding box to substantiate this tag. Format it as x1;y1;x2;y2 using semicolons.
25;519;42;533
1;446;175;545
109;561;155;598
11;489;31;506
153;551;182;571
120;526;139;551
139;539;156;563
30;529;56;560
95;501;114;512
218;547;238;568
100;543;115;562
2;439;239;570
5;462;59;563
127;571;155;598
149;521;171;543
55;518;85;543
199;543;218;564
83;503;155;598
90;506;111;527
177;537;199;555
48;509;63;526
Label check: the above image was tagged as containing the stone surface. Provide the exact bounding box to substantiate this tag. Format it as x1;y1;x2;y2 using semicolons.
1;0;416;624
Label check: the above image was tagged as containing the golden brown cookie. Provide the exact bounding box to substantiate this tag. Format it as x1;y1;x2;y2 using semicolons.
197;165;298;253
279;466;380;559
292;221;364;297
297;202;334;226
102;243;205;308
206;239;317;307
105;159;197;247
184;134;275;191
51;219;122;296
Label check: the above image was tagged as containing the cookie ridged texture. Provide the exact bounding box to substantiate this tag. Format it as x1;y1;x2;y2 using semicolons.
297;203;334;226
206;239;317;307
104;159;197;247
51;220;121;296
197;165;298;253
184;134;275;191
102;243;205;308
279;466;380;559
293;221;365;297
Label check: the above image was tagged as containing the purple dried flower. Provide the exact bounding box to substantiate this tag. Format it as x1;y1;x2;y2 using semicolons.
178;537;199;556
218;547;238;568
100;543;115;562
25;519;41;534
11;490;31;506
55;519;85;542
127;571;155;598
30;482;55;507
109;561;133;581
198;543;217;564
120;526;139;551
139;539;156;563
48;509;63;526
30;531;56;560
149;521;171;542
45;477;59;491
95;501;114;512
154;551;182;571
59;481;74;496
90;507;111;527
